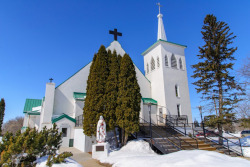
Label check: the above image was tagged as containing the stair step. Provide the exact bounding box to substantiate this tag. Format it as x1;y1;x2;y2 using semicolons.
199;147;217;151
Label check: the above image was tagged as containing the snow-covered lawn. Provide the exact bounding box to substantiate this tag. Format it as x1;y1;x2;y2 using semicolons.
36;156;82;167
99;140;250;167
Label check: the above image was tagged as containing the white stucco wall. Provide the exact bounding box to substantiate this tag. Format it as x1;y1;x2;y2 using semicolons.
40;83;55;129
56;118;75;147
134;65;151;98
106;40;125;56
23;113;29;127
53;43;151;119
53;63;91;117
144;44;167;116
161;43;192;123
143;41;192;123
28;115;40;129
74;128;95;152
74;100;84;118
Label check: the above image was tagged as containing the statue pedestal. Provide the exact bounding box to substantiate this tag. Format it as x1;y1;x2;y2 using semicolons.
92;142;109;159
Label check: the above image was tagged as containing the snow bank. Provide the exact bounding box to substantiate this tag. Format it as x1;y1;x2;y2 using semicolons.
99;140;250;167
240;136;250;157
241;136;250;147
36;156;82;167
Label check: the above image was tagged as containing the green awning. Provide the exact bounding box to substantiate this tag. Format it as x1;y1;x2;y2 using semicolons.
73;92;86;101
52;114;76;124
142;98;157;105
23;99;42;113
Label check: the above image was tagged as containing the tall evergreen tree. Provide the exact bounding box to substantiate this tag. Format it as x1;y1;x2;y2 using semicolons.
83;45;110;136
116;54;141;145
104;50;120;146
192;14;244;144
0;98;5;134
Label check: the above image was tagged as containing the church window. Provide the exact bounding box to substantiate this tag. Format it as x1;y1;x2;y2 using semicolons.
179;58;183;70
151;58;155;71
146;63;149;74
175;85;179;97
177;104;181;117
62;128;67;137
165;55;168;66
171;54;177;69
157;57;160;67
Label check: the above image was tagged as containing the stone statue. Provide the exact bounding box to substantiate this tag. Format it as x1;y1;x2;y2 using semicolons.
96;116;106;143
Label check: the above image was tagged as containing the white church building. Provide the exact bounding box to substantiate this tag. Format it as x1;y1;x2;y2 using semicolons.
22;9;192;152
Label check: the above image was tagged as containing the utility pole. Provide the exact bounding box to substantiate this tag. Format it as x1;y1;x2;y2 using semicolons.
148;104;152;148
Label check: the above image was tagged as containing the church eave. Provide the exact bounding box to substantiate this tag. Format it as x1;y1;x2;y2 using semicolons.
141;40;187;56
52;114;76;124
56;61;92;89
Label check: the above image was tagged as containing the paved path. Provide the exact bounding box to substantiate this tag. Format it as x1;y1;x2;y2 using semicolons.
59;147;107;167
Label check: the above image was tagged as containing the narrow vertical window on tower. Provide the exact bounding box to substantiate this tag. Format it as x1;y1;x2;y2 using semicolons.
146;63;149;74
157;57;160;67
171;54;177;69
165;55;168;66
151;57;155;71
179;58;183;70
177;104;181;117
175;84;179;97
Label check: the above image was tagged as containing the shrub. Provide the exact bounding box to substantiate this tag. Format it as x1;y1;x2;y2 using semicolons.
0;124;63;166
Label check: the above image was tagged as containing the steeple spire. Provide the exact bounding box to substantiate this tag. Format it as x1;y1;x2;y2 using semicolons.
156;3;167;41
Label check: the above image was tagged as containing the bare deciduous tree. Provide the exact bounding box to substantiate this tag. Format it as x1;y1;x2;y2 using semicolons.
2;116;24;135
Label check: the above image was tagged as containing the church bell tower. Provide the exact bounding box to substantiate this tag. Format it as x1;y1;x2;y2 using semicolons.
142;4;192;123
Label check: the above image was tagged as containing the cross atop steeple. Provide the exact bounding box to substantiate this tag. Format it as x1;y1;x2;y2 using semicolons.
156;3;167;41
109;28;122;41
156;3;162;14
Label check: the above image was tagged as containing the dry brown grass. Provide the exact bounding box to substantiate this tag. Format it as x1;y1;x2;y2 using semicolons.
98;161;113;167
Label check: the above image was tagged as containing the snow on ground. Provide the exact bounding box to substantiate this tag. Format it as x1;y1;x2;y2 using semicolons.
240;136;250;157
208;136;250;157
99;140;250;167
36;156;82;167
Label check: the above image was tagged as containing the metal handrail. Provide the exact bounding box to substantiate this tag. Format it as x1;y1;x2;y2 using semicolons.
140;117;197;150
166;115;243;156
139;122;181;153
196;128;243;156
157;115;199;149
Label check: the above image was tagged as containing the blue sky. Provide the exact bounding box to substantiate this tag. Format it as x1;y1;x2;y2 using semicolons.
0;0;249;123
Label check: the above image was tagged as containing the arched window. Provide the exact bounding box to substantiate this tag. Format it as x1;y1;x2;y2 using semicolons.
171;54;177;69
151;58;155;71
179;58;183;70
175;85;179;97
165;55;168;66
157;57;160;67
146;63;149;74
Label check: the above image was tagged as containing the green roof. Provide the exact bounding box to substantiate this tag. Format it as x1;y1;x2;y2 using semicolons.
73;92;86;101
23;99;42;113
52;114;76;124
142;98;157;105
142;39;187;55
